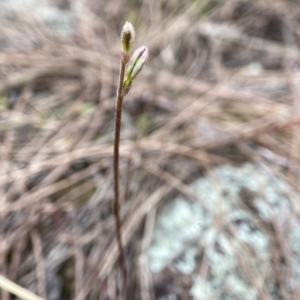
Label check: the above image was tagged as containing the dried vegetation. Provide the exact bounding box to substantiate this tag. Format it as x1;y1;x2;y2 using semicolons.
1;0;300;299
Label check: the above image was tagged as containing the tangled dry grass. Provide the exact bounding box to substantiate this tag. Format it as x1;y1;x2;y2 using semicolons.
1;0;300;299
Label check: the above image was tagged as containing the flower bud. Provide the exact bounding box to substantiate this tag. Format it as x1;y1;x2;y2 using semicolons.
121;22;136;53
123;46;148;91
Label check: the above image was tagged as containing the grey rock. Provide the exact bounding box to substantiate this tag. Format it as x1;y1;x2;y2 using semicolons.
148;163;300;300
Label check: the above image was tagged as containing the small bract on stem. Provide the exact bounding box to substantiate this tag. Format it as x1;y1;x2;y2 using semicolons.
113;22;148;299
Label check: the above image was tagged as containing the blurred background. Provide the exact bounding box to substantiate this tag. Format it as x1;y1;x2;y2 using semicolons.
1;0;300;299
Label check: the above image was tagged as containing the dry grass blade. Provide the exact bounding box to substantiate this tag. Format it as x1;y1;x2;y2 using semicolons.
0;275;45;300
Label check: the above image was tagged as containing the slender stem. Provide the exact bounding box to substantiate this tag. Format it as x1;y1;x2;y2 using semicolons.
113;52;128;298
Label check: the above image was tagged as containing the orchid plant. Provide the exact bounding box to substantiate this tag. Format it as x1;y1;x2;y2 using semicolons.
113;21;148;298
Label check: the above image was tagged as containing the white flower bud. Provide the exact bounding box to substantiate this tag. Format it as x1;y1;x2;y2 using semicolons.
121;22;136;53
123;46;148;91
